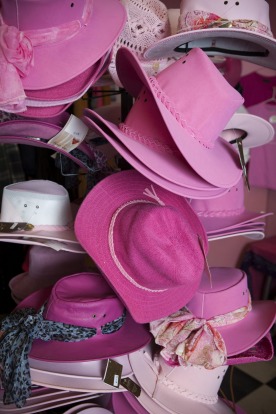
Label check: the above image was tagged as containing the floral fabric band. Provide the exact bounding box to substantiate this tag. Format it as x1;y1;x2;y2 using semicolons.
178;11;273;37
0;305;126;408
150;296;252;370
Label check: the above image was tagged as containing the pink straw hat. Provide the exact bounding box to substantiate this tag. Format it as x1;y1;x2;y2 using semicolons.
74;169;209;324
0;180;85;253
94;46;244;188
0;0;126;112
149;267;276;368
144;0;276;70
9;245;88;303
189;177;273;235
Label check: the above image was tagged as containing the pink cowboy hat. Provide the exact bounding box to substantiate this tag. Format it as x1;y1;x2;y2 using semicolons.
82;111;229;199
150;267;276;365
0;0;126;90
9;245;88;303
144;0;276;70
190;177;273;235
13;272;151;362
74;169;209;323
128;345;238;414
0;180;85;253
91;46;244;188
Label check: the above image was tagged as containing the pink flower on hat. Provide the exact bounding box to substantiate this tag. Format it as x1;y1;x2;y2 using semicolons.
0;24;33;76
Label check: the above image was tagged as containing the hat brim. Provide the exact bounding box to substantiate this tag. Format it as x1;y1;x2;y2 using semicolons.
82;113;228;199
75;169;209;324
16;284;151;362
144;28;276;70
222;113;275;149
83;110;228;191
21;0;126;90
116;47;242;189
208;228;265;241
0;236;85;253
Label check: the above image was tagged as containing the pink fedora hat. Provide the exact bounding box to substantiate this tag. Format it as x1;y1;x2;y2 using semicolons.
0;272;151;406
9;245;88;303
189;177;273;234
75;169;209;324
0;0;126;110
115;46;244;188
144;0;276;70
82;111;229;200
150;267;276;367
0;180;85;253
128;345;236;414
108;0;174;89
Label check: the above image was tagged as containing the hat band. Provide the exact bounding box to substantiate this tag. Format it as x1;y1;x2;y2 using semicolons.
148;76;214;149
0;304;126;407
178;10;273;37
150;295;252;370
109;193;167;293
195;206;245;218
0;0;93;113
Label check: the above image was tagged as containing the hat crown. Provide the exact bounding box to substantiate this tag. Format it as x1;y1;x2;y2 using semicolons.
1;0;92;31
44;273;125;329
154;48;244;148
187;267;249;319
179;0;270;27
0;180;72;226
112;202;205;290
190;177;245;218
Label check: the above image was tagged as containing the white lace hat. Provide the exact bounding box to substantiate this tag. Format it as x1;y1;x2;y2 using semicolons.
108;0;175;88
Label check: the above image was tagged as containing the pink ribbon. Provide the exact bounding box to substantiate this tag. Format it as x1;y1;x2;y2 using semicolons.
0;24;33;113
150;298;252;369
178;10;273;37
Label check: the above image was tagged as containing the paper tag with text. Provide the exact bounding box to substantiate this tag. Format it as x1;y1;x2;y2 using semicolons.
120;377;141;397
48;115;88;153
103;359;123;389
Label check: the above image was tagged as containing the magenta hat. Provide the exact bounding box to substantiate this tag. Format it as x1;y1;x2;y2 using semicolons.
190;177;273;235
14;272;151;362
0;180;85;253
63;405;113;414
112;391;149;414
144;0;276;70
0;0;126;92
75;169;209;324
114;46;244;188
9;245;88;303
82;111;229;200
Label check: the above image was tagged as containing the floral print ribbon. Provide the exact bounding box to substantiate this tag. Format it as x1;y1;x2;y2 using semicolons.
178;10;273;37
150;297;252;370
0;306;126;407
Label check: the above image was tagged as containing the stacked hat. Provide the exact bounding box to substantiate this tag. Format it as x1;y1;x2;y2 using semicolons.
144;0;276;70
83;46;244;199
0;0;127;117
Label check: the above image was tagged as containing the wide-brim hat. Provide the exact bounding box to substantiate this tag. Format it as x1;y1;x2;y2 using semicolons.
190;177;273;234
114;47;243;189
0;389;100;414
15;272;151;362
144;0;276;70
75;169;209;323
0;0;126;90
207;226;266;242
82;111;229;200
0;180;86;253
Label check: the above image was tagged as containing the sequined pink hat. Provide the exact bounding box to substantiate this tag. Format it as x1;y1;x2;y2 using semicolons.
144;0;276;70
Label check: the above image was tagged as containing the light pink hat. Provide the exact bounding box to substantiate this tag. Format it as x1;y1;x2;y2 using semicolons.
9;245;88;303
128;344;236;414
75;169;209;323
89;46;244;188
149;267;276;369
144;0;276;70
189;176;273;236
0;180;86;253
0;0;126;112
108;0;174;88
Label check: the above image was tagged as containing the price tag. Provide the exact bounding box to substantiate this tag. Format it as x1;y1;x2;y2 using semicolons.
103;359;123;389
48;115;89;153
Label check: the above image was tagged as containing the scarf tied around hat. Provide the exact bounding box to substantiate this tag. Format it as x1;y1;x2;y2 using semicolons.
150;297;252;370
0;305;126;408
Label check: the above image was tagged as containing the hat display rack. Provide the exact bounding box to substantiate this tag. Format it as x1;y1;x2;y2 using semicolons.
0;1;276;414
